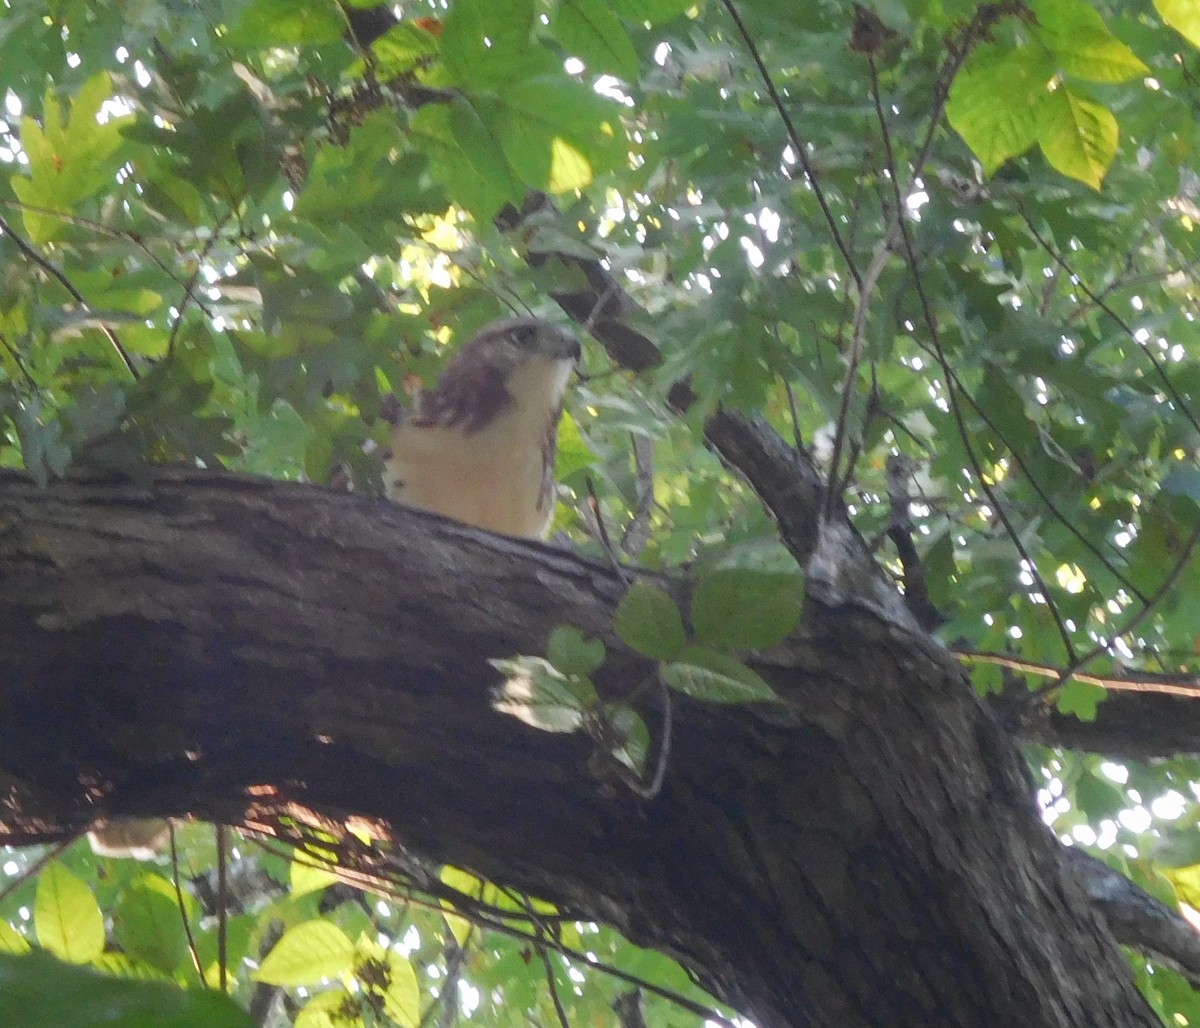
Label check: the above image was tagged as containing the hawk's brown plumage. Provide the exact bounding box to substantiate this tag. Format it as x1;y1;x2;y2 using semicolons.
383;317;580;538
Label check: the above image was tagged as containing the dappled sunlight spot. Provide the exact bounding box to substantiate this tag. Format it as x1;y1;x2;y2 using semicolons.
548;137;592;193
1055;563;1087;593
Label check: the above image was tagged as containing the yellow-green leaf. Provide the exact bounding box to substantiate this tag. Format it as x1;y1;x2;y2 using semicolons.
354;939;419;1028
1036;85;1118;189
0;921;30;955
296;988;357;1028
1032;0;1148;82
290;857;340;899
946;44;1054;175
254;920;355;986
34;863;104;964
1154;0;1200;48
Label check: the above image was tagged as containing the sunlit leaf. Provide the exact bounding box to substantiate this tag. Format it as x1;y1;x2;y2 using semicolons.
255;920;355;986
1035;84;1118;189
34;863;104;964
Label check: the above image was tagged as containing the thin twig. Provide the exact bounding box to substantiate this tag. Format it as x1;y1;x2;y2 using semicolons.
957;649;1200;699
620;433;654;558
618;674;674;801
216;823;229;992
0;839;71;907
1032;519;1200;700
256;837;735;1026
824;234;895;516
0;214;139;379
1017;208;1200;438
169;824;208;986
719;0;862;290
867;57;1077;663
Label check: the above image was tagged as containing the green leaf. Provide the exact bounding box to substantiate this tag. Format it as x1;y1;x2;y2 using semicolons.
1055;679;1106;720
1036;84;1118;189
0;950;254;1028
254;920;356;986
555;410;598;480
606;702;650;774
1032;0;1148;83
609;0;695;24
371;21;442;79
226;0;344;47
486;76;623;193
112;876;190;973
0;921;30;955
295;988;356;1028
1156;0;1200;48
34;863;104;964
412;100;524;219
13;72;132;242
1153;831;1200;870
441;0;536;88
660;647;780;703
490;655;597;732
614;581;687;660
547;625;606;677
692;569;804;651
1166;864;1200;909
354;939;419;1028
946;44;1053;175
291;857;340;899
554;0;640;81
1161;465;1200;504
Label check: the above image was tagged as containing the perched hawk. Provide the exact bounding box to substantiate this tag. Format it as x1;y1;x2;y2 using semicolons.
383;317;581;538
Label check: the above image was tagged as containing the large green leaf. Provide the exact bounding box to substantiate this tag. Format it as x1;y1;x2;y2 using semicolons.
691;569;804;651
254;920;356;986
441;0;537;87
13;73;132;242
112;875;191;974
1154;0;1200;48
1036;84;1118;189
34;863;104;964
1031;0;1148;83
614;581;687;660
946;45;1052;175
554;0;640;81
660;647;780;704
0;950;253;1028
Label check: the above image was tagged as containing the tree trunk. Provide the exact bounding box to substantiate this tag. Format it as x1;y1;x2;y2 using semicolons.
0;469;1157;1026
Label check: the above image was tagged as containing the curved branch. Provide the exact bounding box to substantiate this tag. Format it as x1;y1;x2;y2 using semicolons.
0;467;1160;1026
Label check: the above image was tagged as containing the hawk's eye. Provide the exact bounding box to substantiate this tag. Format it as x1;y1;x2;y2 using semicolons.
512;324;538;348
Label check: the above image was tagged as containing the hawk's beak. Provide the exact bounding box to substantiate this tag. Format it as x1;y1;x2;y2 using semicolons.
556;333;582;362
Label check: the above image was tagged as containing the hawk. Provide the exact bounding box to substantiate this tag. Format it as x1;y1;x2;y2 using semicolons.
383;317;581;538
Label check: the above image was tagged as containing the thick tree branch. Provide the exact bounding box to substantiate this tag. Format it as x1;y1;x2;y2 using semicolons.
1018;692;1200;761
1065;848;1200;987
0;468;1161;1026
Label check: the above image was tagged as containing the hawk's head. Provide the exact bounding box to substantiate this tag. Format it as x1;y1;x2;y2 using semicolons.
415;317;581;434
384;316;581;538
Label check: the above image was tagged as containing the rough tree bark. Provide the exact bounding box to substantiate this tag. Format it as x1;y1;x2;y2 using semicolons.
0;468;1161;1027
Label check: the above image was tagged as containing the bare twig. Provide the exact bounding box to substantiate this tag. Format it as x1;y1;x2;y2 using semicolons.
866;57;1078;662
719;0;862;290
0;214;139;380
958;649;1200;699
620;433;654;558
216;823;229;992
1033;519;1200;700
169;823;208;986
1017;208;1200;439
